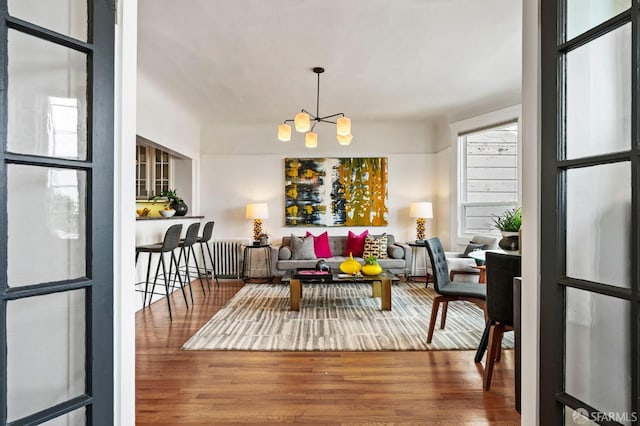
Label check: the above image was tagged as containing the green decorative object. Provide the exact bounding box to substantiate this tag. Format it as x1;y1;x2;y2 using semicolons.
491;207;522;232
492;207;522;251
362;255;382;276
152;189;188;216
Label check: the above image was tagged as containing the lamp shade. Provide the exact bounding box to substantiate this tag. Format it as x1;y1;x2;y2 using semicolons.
294;112;311;132
246;203;269;219
278;123;291;141
336;116;351;136
305;132;318;148
409;202;433;219
336;133;353;145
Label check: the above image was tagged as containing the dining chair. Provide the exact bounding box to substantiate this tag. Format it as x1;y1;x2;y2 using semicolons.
424;237;487;343
478;251;521;390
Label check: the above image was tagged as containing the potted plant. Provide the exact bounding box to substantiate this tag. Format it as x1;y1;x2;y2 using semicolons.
492;207;521;250
152;189;189;216
362;255;383;276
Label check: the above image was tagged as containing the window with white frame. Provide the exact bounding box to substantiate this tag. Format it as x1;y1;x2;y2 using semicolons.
459;121;519;234
135;143;173;199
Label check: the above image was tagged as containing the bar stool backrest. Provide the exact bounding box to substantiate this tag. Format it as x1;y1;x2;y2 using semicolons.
200;221;215;243
161;224;183;252
183;222;201;247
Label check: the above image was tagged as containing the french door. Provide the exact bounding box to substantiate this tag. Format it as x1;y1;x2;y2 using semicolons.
0;1;114;425
541;1;638;424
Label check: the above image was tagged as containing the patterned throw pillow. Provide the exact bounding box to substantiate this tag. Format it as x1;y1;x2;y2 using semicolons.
362;234;388;259
290;234;317;260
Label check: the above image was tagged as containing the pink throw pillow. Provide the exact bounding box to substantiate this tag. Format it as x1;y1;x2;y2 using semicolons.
305;231;332;258
344;230;368;257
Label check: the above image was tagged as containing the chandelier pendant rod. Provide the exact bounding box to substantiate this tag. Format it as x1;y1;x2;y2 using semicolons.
316;68;321;120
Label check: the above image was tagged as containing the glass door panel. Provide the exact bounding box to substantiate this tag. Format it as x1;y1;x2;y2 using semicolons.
566;0;630;39
565;407;600;425
8;0;87;41
565;24;631;160
565;287;631;420
6;290;86;422
7;29;87;160
7;164;86;287
565;162;631;287
41;408;86;426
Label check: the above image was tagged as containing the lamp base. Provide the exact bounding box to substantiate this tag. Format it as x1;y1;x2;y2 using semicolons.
415;239;425;245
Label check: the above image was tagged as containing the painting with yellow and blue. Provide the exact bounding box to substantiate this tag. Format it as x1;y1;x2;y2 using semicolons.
284;157;388;227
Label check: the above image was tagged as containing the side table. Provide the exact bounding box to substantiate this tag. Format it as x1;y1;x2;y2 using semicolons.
242;243;272;283
407;242;429;286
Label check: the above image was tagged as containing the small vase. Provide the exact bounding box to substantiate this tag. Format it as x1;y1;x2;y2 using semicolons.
340;254;362;274
171;201;188;216
362;263;382;276
499;231;519;251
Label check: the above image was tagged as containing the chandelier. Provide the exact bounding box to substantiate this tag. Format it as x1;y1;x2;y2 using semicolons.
277;67;353;148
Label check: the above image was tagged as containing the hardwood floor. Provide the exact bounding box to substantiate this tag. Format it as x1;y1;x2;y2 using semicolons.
136;279;521;425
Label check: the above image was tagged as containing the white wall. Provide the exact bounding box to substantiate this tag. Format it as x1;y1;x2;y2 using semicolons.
521;0;540;424
199;120;438;244
115;0;138;423
433;147;451;246
201;154;435;243
137;72;201;212
137;72;201;159
201;119;437;156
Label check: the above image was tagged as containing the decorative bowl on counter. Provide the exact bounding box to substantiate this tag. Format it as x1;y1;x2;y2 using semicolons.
159;209;176;218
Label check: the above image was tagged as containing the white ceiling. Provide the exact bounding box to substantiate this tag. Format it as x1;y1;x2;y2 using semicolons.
137;0;522;125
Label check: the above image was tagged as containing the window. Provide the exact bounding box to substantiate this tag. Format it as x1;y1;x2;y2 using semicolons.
459;121;519;234
135;143;173;198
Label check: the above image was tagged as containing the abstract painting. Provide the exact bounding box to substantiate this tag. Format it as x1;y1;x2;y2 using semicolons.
284;157;388;227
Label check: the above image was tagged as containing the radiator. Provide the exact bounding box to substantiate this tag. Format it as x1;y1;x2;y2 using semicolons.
211;239;243;278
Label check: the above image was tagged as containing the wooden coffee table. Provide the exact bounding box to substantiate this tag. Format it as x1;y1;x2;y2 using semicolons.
282;270;397;311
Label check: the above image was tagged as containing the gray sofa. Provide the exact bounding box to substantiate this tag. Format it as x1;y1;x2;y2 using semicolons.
270;234;410;276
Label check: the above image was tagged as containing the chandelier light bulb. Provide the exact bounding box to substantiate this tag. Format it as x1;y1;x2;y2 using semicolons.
278;123;291;141
294;112;311;132
305;132;318;148
336;133;353;145
336;117;351;136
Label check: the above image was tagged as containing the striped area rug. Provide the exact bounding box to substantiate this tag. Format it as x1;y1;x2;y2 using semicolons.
182;281;514;351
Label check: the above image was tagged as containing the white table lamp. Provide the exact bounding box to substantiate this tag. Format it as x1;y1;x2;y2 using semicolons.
246;203;269;242
409;202;433;242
